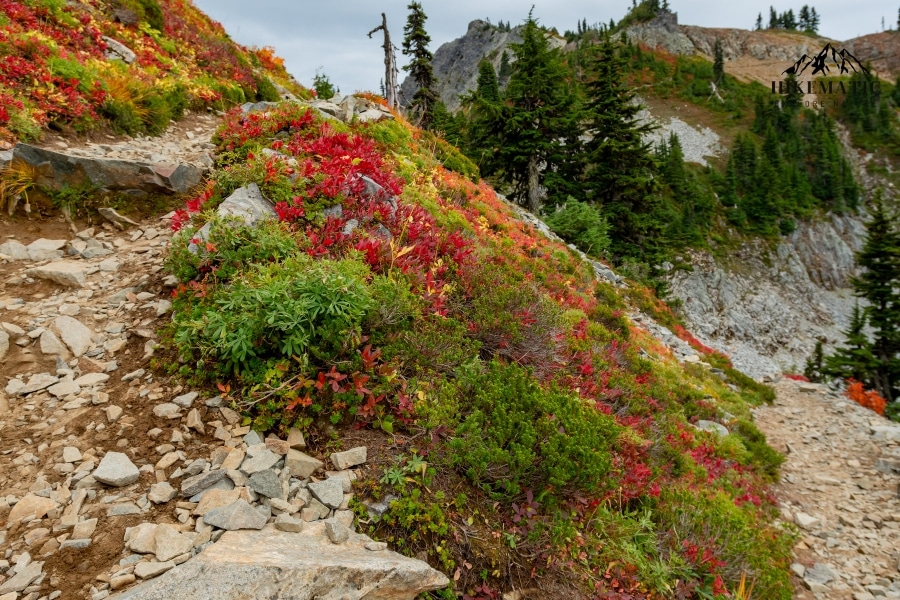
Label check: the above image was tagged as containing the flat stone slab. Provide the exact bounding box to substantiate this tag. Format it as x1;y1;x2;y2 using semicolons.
13;143;204;195
202;498;267;531
330;447;367;470
16;373;59;396
27;261;88;287
108;524;448;600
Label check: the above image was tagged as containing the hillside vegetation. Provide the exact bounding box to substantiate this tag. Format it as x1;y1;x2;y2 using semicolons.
432;2;899;291
0;0;309;145
161;100;794;599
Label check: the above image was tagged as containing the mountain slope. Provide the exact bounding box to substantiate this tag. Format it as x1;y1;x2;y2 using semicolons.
0;0;309;146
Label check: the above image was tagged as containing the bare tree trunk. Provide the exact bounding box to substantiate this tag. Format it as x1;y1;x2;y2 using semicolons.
368;13;398;109
527;155;541;214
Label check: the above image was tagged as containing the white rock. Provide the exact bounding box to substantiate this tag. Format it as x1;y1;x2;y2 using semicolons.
52;315;93;357
27;261;88;287
93;452;140;487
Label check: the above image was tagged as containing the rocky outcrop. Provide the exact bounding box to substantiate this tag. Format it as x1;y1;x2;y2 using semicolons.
401;20;524;112
11;143;205;196
625;10;695;56
110;525;449;600
666;213;867;378
843;32;900;80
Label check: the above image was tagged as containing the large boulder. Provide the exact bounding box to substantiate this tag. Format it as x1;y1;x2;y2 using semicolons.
188;183;276;252
12;144;204;195
109;524;448;600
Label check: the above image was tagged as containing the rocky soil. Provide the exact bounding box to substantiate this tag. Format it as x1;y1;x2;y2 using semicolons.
0;210;446;600
755;379;900;600
0;100;446;600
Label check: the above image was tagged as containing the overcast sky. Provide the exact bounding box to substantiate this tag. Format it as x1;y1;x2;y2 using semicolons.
193;0;895;94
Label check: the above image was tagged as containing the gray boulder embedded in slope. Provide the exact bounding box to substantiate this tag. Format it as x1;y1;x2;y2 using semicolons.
11;143;204;195
109;524;449;600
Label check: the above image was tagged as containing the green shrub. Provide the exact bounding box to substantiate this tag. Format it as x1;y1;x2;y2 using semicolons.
101;99;142;135
544;198;610;258
653;487;794;599
464;262;562;370
48;57;94;93
171;252;373;379
164;217;299;283
450;359;620;499
254;75;280;102
730;418;784;478
386;314;480;377
135;0;164;31
725;367;776;404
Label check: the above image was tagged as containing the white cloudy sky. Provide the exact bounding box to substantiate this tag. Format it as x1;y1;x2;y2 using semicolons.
192;0;895;93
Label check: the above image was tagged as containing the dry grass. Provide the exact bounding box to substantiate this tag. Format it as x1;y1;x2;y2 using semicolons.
0;159;36;215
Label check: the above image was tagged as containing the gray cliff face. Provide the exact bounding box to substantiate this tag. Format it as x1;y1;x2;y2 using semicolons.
400;20;522;112
667;214;867;379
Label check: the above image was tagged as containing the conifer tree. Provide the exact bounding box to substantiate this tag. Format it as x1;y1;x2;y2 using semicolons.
402;2;438;128
476;60;500;102
713;39;725;85
804;340;825;382
810;7;820;32
849;194;900;401
769;6;779;29
755;13;763;30
581;33;658;258
783;9;797;29
462;60;504;174
494;10;581;212
498;51;512;82
823;303;877;383
799;5;811;31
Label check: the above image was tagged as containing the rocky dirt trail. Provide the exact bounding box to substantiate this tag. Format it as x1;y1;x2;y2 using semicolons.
0;105;446;600
754;379;900;600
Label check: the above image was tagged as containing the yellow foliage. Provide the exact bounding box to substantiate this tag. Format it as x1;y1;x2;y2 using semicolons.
0;160;37;215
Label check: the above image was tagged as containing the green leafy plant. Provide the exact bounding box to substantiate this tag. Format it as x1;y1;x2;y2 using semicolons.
450;359;620;499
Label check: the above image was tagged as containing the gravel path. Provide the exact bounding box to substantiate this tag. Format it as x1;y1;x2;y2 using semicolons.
753;379;900;600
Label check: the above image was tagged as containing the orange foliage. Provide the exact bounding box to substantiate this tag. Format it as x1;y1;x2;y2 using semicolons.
846;379;886;416
253;46;285;70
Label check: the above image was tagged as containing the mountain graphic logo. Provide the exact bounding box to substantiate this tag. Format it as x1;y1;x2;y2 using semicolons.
782;43;870;78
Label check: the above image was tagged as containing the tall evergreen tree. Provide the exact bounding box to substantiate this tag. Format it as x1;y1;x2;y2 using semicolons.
713;39;725;85
798;5;811;31
493;11;581;212
755;13;763;30
769;6;779;29
809;7;820;32
498;51;512;82
783;9;797;29
581;34;658;259
850;194;900;401
402;2;438;128
462;60;504;174
476;60;500;102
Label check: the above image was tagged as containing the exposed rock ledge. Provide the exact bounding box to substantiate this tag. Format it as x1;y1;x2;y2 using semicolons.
111;524;449;600
667;214;867;378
